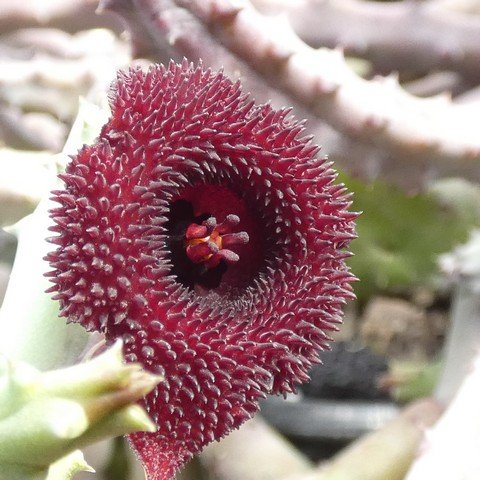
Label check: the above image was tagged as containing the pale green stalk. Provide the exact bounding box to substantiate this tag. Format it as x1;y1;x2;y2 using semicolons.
0;99;161;480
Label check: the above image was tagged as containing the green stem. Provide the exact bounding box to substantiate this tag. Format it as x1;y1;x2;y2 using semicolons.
0;97;110;371
308;399;442;480
0;196;89;371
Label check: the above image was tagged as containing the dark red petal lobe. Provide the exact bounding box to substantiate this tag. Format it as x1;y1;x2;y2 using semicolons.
46;61;357;480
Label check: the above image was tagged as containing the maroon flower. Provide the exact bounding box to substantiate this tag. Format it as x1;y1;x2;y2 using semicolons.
46;61;357;480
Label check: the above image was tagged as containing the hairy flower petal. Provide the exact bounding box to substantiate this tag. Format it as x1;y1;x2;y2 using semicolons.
46;61;357;480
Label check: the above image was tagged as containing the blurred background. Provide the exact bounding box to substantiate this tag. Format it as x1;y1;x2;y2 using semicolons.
1;1;480;479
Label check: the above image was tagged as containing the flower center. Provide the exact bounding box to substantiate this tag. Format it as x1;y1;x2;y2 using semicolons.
166;196;256;292
184;215;249;269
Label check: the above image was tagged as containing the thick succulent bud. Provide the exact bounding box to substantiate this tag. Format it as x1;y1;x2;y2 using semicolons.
0;340;161;479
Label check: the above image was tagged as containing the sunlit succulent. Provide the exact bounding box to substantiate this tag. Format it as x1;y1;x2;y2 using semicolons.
46;61;357;480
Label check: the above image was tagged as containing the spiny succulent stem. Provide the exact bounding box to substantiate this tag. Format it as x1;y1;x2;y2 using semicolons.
407;231;480;478
312;399;442;480
0;196;90;372
254;0;480;81
201;400;442;480
200;417;313;479
436;230;480;403
0;341;160;473
406;356;480;479
105;0;480;188
187;0;480;163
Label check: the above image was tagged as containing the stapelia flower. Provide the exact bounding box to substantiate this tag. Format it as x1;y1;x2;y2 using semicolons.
46;61;357;480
